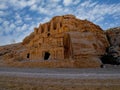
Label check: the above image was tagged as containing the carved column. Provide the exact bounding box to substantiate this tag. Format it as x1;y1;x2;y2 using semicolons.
54;49;57;59
57;22;60;30
38;25;42;34
50;21;54;33
44;24;48;33
34;28;38;34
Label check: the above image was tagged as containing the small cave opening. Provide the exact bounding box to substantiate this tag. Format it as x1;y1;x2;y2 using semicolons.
44;52;50;60
27;53;30;58
100;54;119;65
47;33;50;37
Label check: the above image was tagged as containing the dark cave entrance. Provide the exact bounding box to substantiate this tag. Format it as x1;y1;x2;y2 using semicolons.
27;53;30;58
44;52;50;60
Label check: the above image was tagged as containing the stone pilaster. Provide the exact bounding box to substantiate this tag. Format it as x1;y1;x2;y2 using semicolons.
34;28;38;34
50;21;54;33
38;24;42;34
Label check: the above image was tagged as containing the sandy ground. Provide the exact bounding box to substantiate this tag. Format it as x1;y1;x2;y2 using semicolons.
0;67;120;90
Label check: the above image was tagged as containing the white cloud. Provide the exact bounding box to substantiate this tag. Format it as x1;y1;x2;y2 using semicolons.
3;21;9;27
0;3;8;9
51;0;61;3
63;0;72;6
15;13;21;20
0;11;6;16
81;0;91;7
15;19;22;25
14;13;23;25
0;35;13;45
73;0;80;5
2;21;16;34
0;0;120;45
95;16;104;23
30;4;37;10
0;22;36;46
54;5;63;13
41;17;50;24
10;23;16;29
24;15;32;21
21;24;28;31
0;18;2;23
39;7;49;14
75;1;120;23
25;17;32;21
30;2;50;14
0;24;3;34
8;0;37;9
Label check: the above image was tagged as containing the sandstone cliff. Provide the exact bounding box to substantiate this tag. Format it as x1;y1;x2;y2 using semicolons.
0;14;110;68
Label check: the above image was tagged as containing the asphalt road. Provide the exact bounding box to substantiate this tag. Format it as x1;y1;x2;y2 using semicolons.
0;67;120;79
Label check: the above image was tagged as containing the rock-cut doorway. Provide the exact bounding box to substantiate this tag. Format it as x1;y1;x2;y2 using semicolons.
44;52;50;60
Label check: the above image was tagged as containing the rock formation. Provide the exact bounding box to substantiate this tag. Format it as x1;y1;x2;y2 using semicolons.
0;14;110;68
101;27;120;65
0;43;26;61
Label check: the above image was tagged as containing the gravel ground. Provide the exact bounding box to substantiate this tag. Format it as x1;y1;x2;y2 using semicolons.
0;67;120;90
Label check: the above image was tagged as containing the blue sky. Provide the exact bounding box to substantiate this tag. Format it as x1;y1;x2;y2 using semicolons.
0;0;120;46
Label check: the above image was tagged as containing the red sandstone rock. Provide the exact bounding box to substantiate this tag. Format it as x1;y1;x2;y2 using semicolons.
0;14;110;68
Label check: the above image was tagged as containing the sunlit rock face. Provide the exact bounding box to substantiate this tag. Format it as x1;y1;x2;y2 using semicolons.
0;15;110;68
22;14;109;67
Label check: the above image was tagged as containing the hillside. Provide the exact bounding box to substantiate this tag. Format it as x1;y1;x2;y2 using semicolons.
0;15;119;68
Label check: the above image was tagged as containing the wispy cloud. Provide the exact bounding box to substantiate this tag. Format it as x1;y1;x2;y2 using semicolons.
0;0;120;45
63;0;72;6
0;11;7;16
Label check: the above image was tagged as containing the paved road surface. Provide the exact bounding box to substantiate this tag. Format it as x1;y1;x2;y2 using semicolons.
0;67;120;90
0;67;120;79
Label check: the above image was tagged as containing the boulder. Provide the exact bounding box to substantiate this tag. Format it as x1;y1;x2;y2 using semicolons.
103;27;120;65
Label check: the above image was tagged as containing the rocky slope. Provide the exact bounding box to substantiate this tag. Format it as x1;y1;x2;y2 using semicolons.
101;27;120;65
0;15;119;68
0;43;26;64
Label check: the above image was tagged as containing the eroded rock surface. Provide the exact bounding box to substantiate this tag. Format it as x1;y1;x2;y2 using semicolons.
0;15;110;67
0;43;26;62
101;27;120;65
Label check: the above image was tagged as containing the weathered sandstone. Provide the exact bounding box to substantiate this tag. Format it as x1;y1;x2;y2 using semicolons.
0;14;110;67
